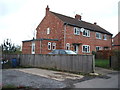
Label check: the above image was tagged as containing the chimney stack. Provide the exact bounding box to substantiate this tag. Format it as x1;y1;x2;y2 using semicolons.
75;14;81;21
46;5;50;15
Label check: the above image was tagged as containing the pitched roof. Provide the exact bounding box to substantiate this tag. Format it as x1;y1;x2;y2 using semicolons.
51;11;112;35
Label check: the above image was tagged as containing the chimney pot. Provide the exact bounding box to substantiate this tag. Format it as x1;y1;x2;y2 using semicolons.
75;14;81;21
46;5;50;15
94;22;97;25
46;5;50;11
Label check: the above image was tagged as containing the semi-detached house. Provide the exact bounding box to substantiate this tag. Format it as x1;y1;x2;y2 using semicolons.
22;6;112;54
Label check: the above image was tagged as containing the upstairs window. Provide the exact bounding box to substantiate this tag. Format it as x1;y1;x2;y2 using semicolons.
103;34;107;40
83;29;90;37
82;45;90;53
96;46;102;51
66;43;70;50
96;32;102;39
52;43;56;50
48;42;51;50
47;28;50;34
74;27;80;35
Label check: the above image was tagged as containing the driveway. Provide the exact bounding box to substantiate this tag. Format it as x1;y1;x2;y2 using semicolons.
2;68;84;88
2;67;119;88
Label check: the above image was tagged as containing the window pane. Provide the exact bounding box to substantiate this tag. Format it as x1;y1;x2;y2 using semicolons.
66;43;70;50
83;45;90;53
48;42;51;50
47;28;50;34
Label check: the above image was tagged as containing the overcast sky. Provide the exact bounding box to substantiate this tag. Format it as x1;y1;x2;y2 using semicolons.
0;0;119;45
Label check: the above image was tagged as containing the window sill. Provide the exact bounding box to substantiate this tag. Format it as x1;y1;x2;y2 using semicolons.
83;35;90;37
74;34;80;36
96;38;102;40
82;52;90;53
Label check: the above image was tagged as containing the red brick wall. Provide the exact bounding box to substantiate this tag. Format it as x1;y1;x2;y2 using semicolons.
36;11;64;49
40;40;58;54
113;32;120;45
65;25;112;54
112;32;120;50
22;41;32;54
112;46;120;51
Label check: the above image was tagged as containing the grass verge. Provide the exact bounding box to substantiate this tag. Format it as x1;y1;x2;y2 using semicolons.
95;59;110;68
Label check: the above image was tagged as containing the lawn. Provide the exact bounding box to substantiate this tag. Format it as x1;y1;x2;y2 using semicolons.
95;59;110;68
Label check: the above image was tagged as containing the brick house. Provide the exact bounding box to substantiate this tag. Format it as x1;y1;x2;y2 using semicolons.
22;6;112;54
112;32;120;50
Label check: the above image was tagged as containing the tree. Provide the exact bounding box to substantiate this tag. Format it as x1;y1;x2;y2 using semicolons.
2;39;22;54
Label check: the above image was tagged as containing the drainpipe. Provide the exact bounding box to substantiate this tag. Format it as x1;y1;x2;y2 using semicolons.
40;40;42;54
64;23;67;49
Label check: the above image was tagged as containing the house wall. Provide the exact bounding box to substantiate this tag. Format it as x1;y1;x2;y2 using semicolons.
112;33;120;50
22;41;32;54
113;33;120;45
36;11;64;49
38;40;59;54
65;25;112;54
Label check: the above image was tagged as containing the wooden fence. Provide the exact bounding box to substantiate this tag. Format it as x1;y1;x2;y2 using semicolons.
2;54;95;73
110;56;120;69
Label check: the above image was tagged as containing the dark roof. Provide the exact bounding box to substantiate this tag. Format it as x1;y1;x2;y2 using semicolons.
51;11;112;35
22;38;58;42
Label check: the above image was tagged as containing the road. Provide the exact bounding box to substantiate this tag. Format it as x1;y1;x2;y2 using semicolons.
74;73;119;88
2;68;119;89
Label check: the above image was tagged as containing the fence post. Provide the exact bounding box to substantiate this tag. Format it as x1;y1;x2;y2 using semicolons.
109;56;111;68
92;55;95;73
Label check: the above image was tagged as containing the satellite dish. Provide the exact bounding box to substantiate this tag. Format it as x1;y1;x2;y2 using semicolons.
80;28;84;32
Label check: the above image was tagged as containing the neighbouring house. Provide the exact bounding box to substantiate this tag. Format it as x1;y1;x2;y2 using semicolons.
112;32;120;51
22;6;112;54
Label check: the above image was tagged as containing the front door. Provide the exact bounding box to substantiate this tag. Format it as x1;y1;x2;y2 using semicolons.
74;45;78;53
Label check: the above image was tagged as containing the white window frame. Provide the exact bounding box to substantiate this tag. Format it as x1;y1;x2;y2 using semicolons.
74;45;79;53
66;43;70;50
82;45;90;53
96;32;102;39
96;46;102;51
74;27;80;35
32;42;35;54
82;29;90;37
47;28;50;34
48;42;51;50
52;43;56;50
103;34;107;40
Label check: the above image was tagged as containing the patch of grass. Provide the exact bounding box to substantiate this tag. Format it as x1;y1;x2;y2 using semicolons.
95;59;110;68
2;84;16;89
